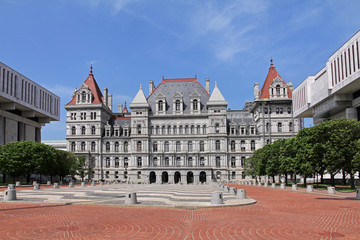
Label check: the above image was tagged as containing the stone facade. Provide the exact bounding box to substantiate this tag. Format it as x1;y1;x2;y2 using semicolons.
0;62;60;145
65;61;301;184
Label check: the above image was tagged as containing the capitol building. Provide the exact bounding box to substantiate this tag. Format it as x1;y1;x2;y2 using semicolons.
65;60;302;184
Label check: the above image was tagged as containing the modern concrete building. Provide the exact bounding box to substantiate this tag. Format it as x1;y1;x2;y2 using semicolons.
293;30;360;124
0;62;60;144
66;62;301;183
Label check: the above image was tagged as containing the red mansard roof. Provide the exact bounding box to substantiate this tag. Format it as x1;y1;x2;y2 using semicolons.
66;66;104;105
259;59;292;99
147;75;210;99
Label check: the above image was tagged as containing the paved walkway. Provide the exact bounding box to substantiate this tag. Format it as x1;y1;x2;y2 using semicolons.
0;184;359;239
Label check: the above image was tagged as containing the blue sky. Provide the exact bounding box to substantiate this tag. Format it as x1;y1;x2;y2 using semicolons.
1;0;360;140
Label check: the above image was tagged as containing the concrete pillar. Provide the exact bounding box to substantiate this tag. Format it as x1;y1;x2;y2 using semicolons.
47;181;51;186
356;189;360;200
230;187;237;195
125;192;137;204
211;192;223;204
81;182;86;187
34;183;40;190
280;183;285;189
264;183;268;188
54;183;59;189
291;184;297;191
91;181;96;186
271;183;276;188
258;182;262;187
33;181;37;186
15;181;21;187
4;188;16;201
327;186;336;195
306;185;313;193
236;189;246;199
69;182;74;188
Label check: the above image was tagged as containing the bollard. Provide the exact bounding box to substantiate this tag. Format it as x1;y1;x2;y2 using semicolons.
230;187;237;195
327;186;336;195
125;192;137;204
91;181;96;186
60;181;63;185
280;183;285;189
252;181;256;186
356;189;360;200
258;182;262;187
4;188;17;201
271;183;276;188
291;184;297;191
34;183;40;190
211;192;223;204
8;184;15;190
69;182;74;188
107;181;110;185
100;181;104;186
264;183;268;188
15;181;21;187
33;181;37;186
47;181;51;186
236;189;246;199
54;183;59;189
81;182;86;187
306;185;313;193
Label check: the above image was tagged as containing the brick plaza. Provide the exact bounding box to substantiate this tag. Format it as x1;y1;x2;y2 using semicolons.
0;184;359;239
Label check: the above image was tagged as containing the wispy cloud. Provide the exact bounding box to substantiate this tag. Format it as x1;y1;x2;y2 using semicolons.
76;0;134;14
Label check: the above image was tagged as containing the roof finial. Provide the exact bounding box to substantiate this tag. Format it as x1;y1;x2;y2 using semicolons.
215;81;218;87
90;64;93;74
270;58;274;67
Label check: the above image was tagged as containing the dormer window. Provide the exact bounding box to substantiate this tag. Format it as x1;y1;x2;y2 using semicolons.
175;100;180;111
276;85;281;96
81;91;86;102
193;99;198;110
158;100;164;111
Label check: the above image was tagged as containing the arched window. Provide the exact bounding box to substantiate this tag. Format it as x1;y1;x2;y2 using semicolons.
241;140;245;151
115;142;119;152
81;141;85;151
188;157;193;167
231;140;235;151
266;122;269;132
276;84;281;96
158;100;164;111
153;141;158;152
137;141;142;152
200;157;205;166
241;156;246;166
71;126;76;135
193;99;198;110
81;91;86;102
162;126;165;135
71;142;76;151
215;140;220;151
91;141;96;152
278;122;282;132
215;123;220;133
156;126;160;135
115;157;119;168
91;126;96;135
185;125;189;134
289;122;293;132
173;125;177;134
124;141;128;152
81;126;86;135
152;157;158;167
137;157;142;167
250;140;256;151
176;141;181;152
167;125;171;134
124;157;128;168
175;99;180;111
106;157;110;168
165;157;170;166
176;157;181;166
188;141;193;152
203;125;207;134
200;141;204;152
231;157;236;167
179;125;183;134
164;141;169;152
137;124;141;134
191;125;194;134
216;157;221;167
197;125;200;134
105;142;110;152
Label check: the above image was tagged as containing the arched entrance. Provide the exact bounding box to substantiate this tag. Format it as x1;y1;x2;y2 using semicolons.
199;171;206;183
187;171;194;184
162;172;168;183
149;171;156;184
174;171;181;184
216;171;221;181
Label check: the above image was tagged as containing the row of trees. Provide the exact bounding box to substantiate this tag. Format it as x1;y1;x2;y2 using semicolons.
245;118;360;189
0;141;89;183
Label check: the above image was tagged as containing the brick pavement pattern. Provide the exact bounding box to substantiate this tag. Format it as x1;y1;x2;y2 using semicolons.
0;184;359;239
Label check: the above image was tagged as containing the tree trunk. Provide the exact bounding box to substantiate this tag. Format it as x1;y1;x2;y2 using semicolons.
320;174;324;184
342;171;346;185
285;174;288;185
350;171;355;189
272;175;275;183
2;173;6;183
26;173;30;184
294;173;297;183
330;173;335;186
303;175;307;187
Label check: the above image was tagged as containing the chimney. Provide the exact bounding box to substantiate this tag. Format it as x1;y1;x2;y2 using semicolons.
254;82;259;100
118;104;123;113
205;78;210;94
149;80;155;95
103;88;108;106
288;81;294;91
108;94;113;111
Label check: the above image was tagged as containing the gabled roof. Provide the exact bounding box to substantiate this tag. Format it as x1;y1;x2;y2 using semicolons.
207;82;228;106
66;66;104;105
129;84;149;108
259;59;292;99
